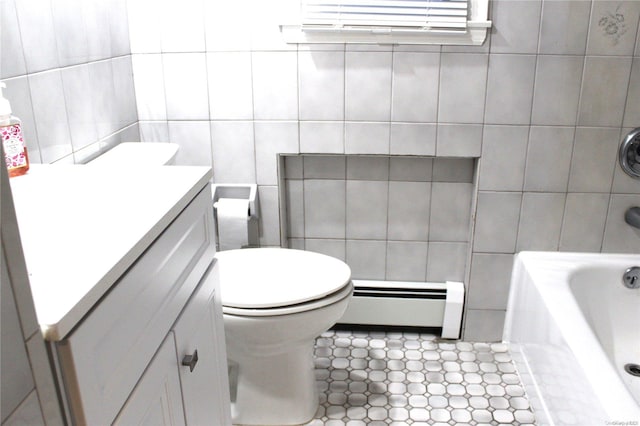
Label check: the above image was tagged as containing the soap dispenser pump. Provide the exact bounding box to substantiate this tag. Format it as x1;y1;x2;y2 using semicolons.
1;82;29;177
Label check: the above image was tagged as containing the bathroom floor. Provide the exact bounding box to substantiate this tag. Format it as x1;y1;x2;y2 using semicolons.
305;330;536;426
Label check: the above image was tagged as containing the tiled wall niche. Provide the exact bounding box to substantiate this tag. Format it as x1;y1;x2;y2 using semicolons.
281;155;475;284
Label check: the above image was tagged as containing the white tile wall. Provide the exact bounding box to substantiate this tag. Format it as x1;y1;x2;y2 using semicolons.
390;157;432;181
625;59;640;127
252;52;298;120
1;0;27;79
211;121;256;183
14;0;59;74
489;0;542;54
478;126;528;191
89;60;120;139
467;253;514;311
163;53;209;120
538;0;590;55
304;155;345;179
436;124;483;157
568;127;620;193
531;55;583;126
304;179;346;239
300;122;344;154
128;0;163;53
387;181;431;241
305;239;345;262
132;54;166;121
473;192;522;253
516;193;565;251
391;52;439;122
560;193;610;252
426;242;468;282
346;180;389;240
345;52;392;121
390;123;436;156
160;0;205;52
207;52;253;120
299;51;345;121
429;182;473;242
603;194;640;253
51;0;89;68
386;241;429;281
345;122;390;154
438;53;488;123
84;0;113;61
484;54;536;125
61;65;99;151
346;240;387;280
258;186;281;247
28;70;73;163
586;1;640;56
579;56;633;127
523;126;574;192
1;0;137;164
3;0;639;342
255;121;299;185
168;121;212;167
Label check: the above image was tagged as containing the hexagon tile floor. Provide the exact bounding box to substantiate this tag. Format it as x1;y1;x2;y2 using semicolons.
305;330;536;426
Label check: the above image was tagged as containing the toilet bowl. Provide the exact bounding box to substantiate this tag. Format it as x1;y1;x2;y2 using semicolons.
215;248;353;426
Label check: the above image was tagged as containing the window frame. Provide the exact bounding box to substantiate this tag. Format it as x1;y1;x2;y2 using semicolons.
281;0;492;46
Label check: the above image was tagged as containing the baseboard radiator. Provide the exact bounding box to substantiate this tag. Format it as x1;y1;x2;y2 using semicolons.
337;280;464;339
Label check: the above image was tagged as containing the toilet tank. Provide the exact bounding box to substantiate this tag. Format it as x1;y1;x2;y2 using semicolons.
88;142;179;166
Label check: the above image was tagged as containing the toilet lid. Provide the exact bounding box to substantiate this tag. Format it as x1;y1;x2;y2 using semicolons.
216;248;352;309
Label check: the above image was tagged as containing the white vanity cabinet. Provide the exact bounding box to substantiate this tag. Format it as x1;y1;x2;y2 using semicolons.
10;166;231;426
115;260;230;426
52;187;231;425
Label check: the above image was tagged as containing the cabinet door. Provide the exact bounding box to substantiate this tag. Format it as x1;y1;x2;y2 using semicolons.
173;261;232;426
113;333;185;426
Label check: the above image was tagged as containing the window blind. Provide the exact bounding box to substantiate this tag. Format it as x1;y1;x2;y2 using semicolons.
280;0;491;45
301;0;469;31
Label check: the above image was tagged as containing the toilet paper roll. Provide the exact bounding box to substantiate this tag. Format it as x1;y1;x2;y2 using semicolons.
215;198;250;250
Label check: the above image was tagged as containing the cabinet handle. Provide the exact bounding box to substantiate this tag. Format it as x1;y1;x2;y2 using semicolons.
181;350;199;372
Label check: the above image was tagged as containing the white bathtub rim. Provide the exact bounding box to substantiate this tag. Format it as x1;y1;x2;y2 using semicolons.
505;251;640;423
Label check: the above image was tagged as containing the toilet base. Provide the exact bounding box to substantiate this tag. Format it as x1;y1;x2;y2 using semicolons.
230;341;319;425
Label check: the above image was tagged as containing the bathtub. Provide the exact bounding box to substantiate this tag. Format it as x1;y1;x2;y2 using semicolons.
504;252;640;426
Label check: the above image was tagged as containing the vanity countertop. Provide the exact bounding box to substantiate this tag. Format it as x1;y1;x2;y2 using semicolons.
9;164;212;341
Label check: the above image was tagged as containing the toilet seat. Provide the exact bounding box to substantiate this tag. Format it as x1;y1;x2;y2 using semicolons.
216;248;352;316
222;283;352;317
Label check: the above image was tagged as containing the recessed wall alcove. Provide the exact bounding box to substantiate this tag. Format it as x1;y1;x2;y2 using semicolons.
278;154;478;284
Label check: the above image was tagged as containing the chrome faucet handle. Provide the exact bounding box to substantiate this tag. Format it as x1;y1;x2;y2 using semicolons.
619;128;640;179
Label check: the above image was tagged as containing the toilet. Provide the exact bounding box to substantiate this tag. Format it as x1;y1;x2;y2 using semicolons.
216;248;353;426
87;142;179;166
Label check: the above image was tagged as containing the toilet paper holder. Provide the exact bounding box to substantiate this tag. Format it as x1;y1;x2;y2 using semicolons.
212;184;260;249
212;184;259;219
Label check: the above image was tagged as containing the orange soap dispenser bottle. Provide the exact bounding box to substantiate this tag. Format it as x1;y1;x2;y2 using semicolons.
0;82;29;177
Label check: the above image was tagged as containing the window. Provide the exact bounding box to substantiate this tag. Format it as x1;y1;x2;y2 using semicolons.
281;0;491;46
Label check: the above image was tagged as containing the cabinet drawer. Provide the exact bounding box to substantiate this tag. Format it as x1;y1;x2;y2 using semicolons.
56;186;215;426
